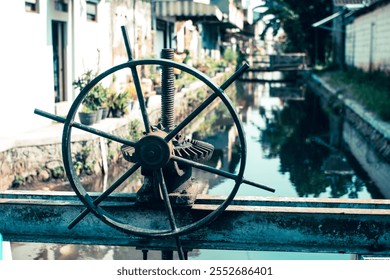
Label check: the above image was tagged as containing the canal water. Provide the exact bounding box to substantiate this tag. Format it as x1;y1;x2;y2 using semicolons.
10;76;383;260
196;81;382;200
188;78;383;260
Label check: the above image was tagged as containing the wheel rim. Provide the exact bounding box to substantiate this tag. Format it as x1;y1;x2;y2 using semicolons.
62;59;247;238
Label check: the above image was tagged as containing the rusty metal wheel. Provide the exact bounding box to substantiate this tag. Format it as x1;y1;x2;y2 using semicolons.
35;58;275;241
34;29;274;260
60;59;251;236
35;59;275;260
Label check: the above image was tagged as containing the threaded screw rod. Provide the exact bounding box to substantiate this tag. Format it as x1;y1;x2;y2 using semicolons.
160;48;175;131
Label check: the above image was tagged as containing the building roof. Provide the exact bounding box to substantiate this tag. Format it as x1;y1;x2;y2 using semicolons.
333;0;381;7
154;0;244;30
333;0;365;6
155;0;223;22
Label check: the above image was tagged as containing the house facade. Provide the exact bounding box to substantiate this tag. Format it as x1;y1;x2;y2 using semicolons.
0;0;151;137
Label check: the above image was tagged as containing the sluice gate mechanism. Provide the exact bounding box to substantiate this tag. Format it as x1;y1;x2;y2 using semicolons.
33;26;273;259
1;27;390;260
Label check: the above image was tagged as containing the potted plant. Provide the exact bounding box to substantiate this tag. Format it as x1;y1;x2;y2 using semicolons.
107;90;130;118
125;82;138;111
91;83;107;122
78;105;98;125
73;70;96;125
99;87;109;119
73;70;108;125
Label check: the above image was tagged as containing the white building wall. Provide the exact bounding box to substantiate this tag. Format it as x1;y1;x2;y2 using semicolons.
0;1;54;136
0;1;120;137
0;0;153;140
345;3;390;72
73;1;112;88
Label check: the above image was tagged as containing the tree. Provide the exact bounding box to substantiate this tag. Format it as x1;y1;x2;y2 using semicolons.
255;0;333;65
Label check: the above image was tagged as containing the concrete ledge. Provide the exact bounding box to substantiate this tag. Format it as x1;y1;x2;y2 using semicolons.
1;191;390;254
344;98;390;140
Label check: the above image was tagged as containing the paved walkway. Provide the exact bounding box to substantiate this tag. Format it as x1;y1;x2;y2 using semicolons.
0;117;129;152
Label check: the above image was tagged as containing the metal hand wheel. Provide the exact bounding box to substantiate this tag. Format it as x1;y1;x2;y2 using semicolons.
34;26;275;259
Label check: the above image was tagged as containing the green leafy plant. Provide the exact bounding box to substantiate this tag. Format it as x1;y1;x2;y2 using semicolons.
107;90;131;117
125;82;137;100
84;161;95;175
320;67;390;121
73;144;97;176
73;70;107;112
11;175;25;188
72;70;94;90
127;119;142;141
223;48;237;65
52;166;65;179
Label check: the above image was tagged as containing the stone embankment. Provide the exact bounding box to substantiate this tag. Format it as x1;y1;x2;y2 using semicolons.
0;71;230;191
308;74;390;198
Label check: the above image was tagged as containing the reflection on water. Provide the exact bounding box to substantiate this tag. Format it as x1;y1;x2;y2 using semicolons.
12;242;199;260
83;161;143;194
259;94;382;199
11;78;383;260
189;80;383;260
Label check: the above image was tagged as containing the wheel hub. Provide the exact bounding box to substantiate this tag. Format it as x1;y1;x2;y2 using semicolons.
134;131;172;170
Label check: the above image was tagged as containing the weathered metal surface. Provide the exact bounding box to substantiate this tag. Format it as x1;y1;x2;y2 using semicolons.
1;190;389;255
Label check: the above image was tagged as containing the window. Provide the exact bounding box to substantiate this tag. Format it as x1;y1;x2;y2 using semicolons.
25;0;39;13
55;0;68;12
86;2;98;22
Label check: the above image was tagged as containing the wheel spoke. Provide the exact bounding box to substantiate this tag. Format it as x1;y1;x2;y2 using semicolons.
68;162;141;229
34;109;136;147
121;25;151;133
165;92;219;142
172;155;275;193
220;63;250;90
121;26;133;60
129;66;151;134
164;63;249;143
155;169;185;260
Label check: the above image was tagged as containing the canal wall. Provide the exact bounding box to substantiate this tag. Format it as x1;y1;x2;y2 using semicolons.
307;74;390;198
0;118;133;191
0;72;230;191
